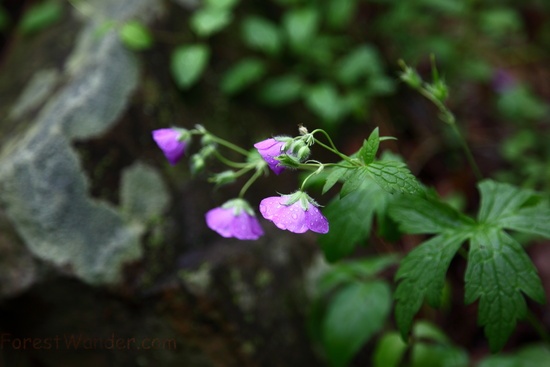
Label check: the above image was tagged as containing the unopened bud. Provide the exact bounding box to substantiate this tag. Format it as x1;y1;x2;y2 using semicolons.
191;154;205;174
400;66;422;89
297;146;310;160
276;154;300;168
211;170;236;185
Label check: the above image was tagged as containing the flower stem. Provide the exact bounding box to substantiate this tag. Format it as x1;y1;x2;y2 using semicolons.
310;129;355;163
192;126;251;156
212;150;249;169
239;167;264;198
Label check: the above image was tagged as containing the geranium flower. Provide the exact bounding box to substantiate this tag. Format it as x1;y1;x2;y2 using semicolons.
259;191;329;234
152;127;189;165
254;137;290;175
206;198;264;240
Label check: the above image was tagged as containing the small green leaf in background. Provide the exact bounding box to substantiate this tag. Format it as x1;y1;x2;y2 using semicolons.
359;127;380;165
304;83;347;124
477;343;550;367
366;160;422;195
19;0;63;35
170;44;210;89
322;281;392;367
325;0;356;30
205;0;239;9
317;255;398;296
259;74;304;105
373;332;408;367
283;7;320;52
241;16;282;55
337;45;384;85
497;84;549;122
190;8;232;37
410;322;470;367
221;58;266;95
119;20;153;51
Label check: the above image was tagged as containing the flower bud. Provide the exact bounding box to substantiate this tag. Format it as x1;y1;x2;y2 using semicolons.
276;154;301;168
297;145;310;161
400;66;422;89
190;154;205;174
211;170;236;185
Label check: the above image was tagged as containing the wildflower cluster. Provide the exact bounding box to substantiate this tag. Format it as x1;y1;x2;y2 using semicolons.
152;124;335;240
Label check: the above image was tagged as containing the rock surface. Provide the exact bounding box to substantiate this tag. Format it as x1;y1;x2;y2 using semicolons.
0;1;323;366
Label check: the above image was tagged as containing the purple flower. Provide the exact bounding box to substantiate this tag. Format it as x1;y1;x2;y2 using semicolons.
152;128;189;165
254;138;290;175
259;191;329;234
206;199;264;240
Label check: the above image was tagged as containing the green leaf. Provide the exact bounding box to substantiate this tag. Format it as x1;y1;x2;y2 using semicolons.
322;167;347;194
19;0;62;35
373;332;408;367
325;0;356;29
259;74;304;105
170;44;210;89
366;161;422;195
304;83;347;123
394;232;469;339
322;281;392;367
283;7;320;52
360;128;379;165
241;16;282;55
318;255;398;296
340;167;368;198
205;0;239;9
337;45;384;85
221;58;266;94
319;183;391;262
499;204;550;238
190;7;232;37
477;180;550;238
119;21;153;50
389;194;474;234
477;180;537;223
465;228;545;352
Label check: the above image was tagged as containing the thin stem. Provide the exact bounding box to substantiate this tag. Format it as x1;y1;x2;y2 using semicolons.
310;129;355;163
239;167;264;198
417;87;483;181
212;150;249;169
192;128;250;156
449;124;483;181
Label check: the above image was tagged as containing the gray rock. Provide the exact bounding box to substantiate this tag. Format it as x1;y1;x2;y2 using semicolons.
0;0;165;288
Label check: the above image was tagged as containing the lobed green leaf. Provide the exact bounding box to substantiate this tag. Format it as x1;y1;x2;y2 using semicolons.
477;180;537;223
319;183;391;262
394;232;469;339
465;228;545;352
389;194;475;234
366;161;422;195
